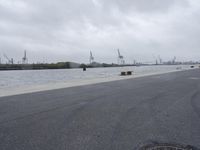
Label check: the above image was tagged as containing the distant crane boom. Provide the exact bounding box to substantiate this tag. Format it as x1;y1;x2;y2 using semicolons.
117;49;125;65
118;49;121;57
89;51;94;64
172;56;176;64
158;55;162;64
3;54;9;61
3;53;13;64
22;50;28;64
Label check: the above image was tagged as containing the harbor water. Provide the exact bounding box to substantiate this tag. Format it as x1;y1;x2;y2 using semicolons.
0;65;194;90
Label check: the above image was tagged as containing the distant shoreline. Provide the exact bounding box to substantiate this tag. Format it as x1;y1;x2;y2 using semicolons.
0;62;197;71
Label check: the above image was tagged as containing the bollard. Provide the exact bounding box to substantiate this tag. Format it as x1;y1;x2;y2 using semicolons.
127;71;133;75
121;72;126;76
83;67;86;71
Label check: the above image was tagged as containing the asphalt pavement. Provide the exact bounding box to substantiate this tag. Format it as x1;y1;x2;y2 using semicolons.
0;69;200;150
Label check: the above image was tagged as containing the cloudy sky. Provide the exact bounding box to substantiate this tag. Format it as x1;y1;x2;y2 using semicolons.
0;0;200;64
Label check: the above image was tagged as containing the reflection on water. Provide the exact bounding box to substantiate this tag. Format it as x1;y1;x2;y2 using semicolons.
0;65;191;89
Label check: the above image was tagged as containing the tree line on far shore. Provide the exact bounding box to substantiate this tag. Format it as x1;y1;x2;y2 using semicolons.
0;62;125;70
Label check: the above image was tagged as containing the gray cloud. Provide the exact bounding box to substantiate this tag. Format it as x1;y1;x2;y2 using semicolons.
0;0;199;64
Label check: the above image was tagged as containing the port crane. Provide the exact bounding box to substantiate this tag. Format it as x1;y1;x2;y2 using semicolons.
22;50;28;64
152;54;162;65
117;49;125;65
3;54;13;64
172;56;176;64
158;55;162;64
89;51;94;64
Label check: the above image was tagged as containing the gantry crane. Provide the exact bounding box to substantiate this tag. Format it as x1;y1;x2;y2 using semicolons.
117;49;125;65
3;54;13;64
89;51;94;64
22;50;28;64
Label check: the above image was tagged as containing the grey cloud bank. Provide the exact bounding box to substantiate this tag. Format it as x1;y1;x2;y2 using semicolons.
0;0;199;64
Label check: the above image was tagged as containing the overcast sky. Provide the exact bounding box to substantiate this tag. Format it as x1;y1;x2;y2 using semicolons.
0;0;200;64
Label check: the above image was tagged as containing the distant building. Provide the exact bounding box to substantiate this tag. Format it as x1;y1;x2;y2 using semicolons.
89;62;102;67
69;62;80;68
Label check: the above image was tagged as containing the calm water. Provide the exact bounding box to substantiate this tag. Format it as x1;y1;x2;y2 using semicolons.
0;65;192;89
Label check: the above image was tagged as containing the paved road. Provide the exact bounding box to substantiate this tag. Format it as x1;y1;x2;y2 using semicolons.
0;69;200;150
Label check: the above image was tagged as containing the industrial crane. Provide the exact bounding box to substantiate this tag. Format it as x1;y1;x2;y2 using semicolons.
158;55;162;64
152;54;162;65
3;54;13;64
172;56;176;64
89;51;94;64
117;49;125;65
22;50;28;64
